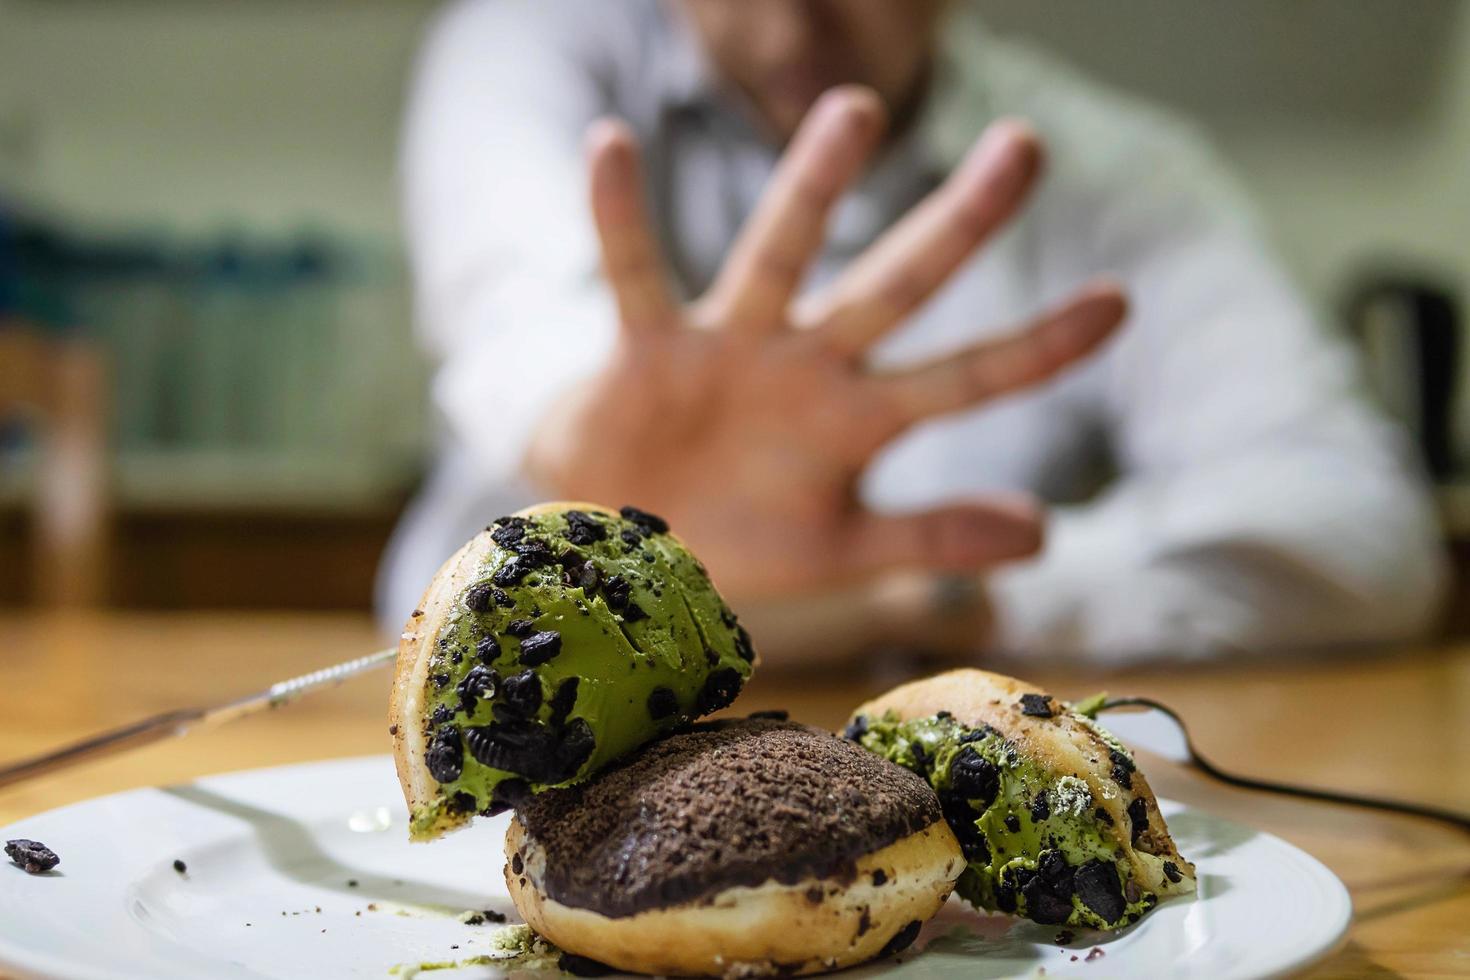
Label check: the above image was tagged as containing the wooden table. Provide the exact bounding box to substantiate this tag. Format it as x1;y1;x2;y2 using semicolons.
1;612;1466;978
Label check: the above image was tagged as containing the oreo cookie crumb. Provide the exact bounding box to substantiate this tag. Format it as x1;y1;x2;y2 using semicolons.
878;920;922;958
602;576;631;610
492;560;529;587
857;907;872;936
426;724;465;783
619;505;669;534
173;859;187;875
647;686;679;720
1073;860;1126;924
1127;797;1149;844
734;624;756;663
506;619;536;638
563;510;607;545
559;954;614;977
548;677;580;727
1110;748;1136;789
500;670;543;716
518;631;563;666
564;560;601;592
490;521;528;548
463;583;495;612
949;746;1000;807
1018;693;1055;718
1004;814;1022;833
1031;791;1051;823
1162;860;1182;884
457;665;499;712
697;668;743;715
871;869;888;886
1094;807;1115;826
476;635;500;663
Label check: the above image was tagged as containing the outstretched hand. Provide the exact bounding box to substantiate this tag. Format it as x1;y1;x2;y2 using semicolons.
526;86;1126;601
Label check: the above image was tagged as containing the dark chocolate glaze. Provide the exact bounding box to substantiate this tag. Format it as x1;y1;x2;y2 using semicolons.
515;719;943;918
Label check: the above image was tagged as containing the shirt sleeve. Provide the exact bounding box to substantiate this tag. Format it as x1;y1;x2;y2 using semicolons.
986;121;1447;662
401;0;622;486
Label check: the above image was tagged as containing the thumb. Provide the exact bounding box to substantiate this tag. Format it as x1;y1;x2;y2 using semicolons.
844;496;1044;579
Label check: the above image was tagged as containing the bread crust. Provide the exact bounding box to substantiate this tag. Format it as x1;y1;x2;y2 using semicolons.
505;816;963;977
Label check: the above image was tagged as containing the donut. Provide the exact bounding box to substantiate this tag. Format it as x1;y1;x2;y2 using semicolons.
389;502;756;841
847;669;1197;930
504;718;963;976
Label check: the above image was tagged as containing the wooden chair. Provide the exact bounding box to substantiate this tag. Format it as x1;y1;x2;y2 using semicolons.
0;323;110;606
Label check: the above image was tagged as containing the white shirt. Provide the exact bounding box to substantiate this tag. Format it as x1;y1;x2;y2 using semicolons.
379;0;1446;662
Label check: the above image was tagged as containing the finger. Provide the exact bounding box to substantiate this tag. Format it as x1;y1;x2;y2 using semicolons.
845;497;1044;579
875;280;1126;424
703;86;886;336
587;119;678;335
801;118;1044;355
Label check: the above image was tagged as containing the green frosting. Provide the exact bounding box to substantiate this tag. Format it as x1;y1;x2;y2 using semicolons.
411;506;754;839
852;713;1157;930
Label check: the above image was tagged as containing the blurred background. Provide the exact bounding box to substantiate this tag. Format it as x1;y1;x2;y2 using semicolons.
1;0;1467;620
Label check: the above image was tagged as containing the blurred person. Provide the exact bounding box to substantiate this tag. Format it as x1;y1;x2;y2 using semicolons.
379;0;1445;664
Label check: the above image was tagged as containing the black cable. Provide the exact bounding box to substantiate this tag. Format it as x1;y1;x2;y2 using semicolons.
1095;697;1470;834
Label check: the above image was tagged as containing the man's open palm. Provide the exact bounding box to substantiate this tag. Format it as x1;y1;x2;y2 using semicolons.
527;86;1126;600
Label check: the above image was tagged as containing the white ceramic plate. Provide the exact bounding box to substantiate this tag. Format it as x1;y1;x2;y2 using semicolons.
0;756;1349;980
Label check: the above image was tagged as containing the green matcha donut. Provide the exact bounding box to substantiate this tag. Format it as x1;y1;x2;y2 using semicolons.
390;502;756;840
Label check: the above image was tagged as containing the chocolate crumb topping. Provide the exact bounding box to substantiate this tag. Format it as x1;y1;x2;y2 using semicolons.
1162;860;1182;884
515;720;943;918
